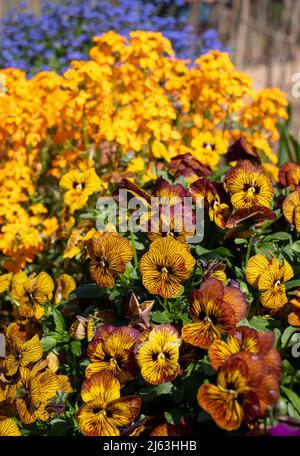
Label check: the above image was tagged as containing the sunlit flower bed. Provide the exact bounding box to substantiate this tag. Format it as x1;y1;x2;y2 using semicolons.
0;31;300;437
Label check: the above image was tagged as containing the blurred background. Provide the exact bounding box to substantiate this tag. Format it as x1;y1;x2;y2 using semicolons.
0;0;299;131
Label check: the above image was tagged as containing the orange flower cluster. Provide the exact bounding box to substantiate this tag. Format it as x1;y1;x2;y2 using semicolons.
0;32;288;272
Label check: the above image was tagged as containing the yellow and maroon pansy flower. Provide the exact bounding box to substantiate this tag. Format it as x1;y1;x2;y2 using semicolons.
197;258;227;283
55;273;76;303
246;254;294;311
59;168;102;213
226;138;260;163
0;417;21;436
86;231;133;288
119;177;194;242
168;153;212;184
288;288;300;327
225;205;276;239
11;271;54;320
139;237;195;298
86;324;140;385
182;278;247;349
16;365;60;424
77;372;141;436
150;178;195;242
208;326;281;377
189;177;231;229
135;324;182;385
2;333;43;377
278;162;300;191
224;160;274;209
282;191;300;233
198;354;279;431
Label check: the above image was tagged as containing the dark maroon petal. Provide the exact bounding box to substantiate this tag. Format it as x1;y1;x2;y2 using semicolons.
226;138;260;164
226;206;276;228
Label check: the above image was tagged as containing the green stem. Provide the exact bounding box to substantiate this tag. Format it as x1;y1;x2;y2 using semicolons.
129;228;138;269
65;398;75;414
245;236;254;268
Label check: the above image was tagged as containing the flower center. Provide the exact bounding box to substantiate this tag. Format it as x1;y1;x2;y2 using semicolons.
97;256;108;268
201;312;218;325
27;291;36;305
93;407;106;416
157;264;171;274
202;142;216;151
110;357;118;366
244;180;259;195
152;351;170;362
73;181;85;190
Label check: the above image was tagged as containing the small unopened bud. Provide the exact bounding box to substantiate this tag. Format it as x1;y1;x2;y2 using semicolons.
46;352;60;373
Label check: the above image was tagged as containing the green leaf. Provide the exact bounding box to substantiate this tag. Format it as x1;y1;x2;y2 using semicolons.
213;247;235;258
211;164;230;181
273;328;282;346
70;340;81;357
292;241;300;253
171;385;185;403
73;283;104;298
53;310;65;333
179;312;190;325
287;402;300;420
247;316;270;331
278;122;294;165
134;240;145;251
151;310;170;324
129;268;139;280
289;133;300;164
281;326;299;347
41;336;57;352
286;280;300;290
255;241;278;255
139;382;173;401
264;232;291;242
164;411;175;425
281;386;300;415
195;245;210;256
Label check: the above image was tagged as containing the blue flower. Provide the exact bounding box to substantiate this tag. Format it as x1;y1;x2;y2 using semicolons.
0;0;228;75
